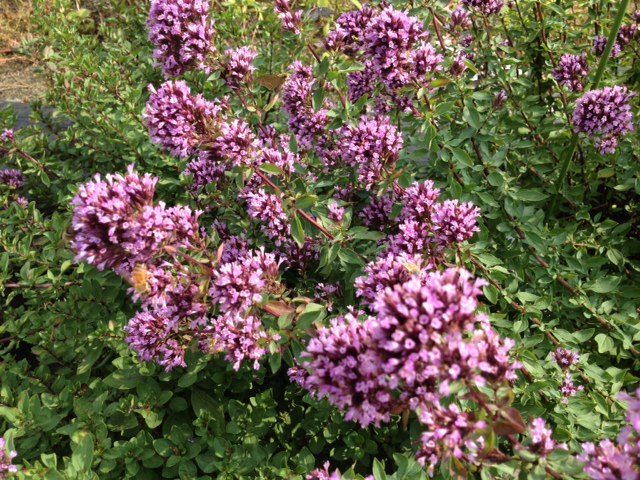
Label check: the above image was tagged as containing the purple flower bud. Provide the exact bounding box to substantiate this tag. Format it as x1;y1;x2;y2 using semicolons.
0;169;24;188
593;35;622;58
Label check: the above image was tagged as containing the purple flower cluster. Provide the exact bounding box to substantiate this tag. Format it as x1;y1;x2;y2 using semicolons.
209;313;277;370
146;81;224;158
0;169;24;188
551;347;579;368
212;118;259;167
0;437;17;478
417;403;486;473
184;150;228;192
327;201;345;223
275;237;320;272
274;0;303;34
553;53;589;92
388;180;480;256
0;129;15;143
281;62;330;151
593;36;622;59
355;251;428;305
560;371;584;404
332;115;403;189
618;24;638;46
147;0;215;78
326;6;443;103
210;247;281;314
359;193;395;230
70;165;200;275
293;267;520;436
315;283;341;312
493;89;508;109
462;0;504;16
578;388;640;479
306;462;342;480
242;188;290;245
529;418;566;455
572;86;636;154
450;7;472;31
221;46;258;89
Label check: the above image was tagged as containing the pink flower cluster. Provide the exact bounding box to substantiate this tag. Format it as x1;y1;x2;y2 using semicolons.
292;267;520;468
148;0;215;77
70;165;200;276
146;81;225;159
387;180;480;256
578;388;640;479
326;5;443;104
221;46;258;89
274;0;303;34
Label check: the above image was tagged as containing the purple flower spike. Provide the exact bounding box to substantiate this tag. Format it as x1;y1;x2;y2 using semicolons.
553;53;589;92
148;0;216;77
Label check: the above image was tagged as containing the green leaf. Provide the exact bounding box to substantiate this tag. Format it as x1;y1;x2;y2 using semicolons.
71;432;94;472
512;189;549;202
297;303;326;330
594;334;616;354
259;163;284;176
373;459;387;480
291;213;305;248
585;276;621;294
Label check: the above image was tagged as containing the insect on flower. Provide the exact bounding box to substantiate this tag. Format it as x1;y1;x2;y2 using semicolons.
130;264;150;294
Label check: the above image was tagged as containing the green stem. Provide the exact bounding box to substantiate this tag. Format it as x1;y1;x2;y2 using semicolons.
550;0;630;213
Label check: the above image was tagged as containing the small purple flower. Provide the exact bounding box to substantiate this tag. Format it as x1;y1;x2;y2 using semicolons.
315;283;341;312
551;347;580;369
449;53;468;77
125;310;187;371
275;238;320;272
335;115;403;189
209;247;281;314
399;180;441;223
14;197;28;208
573;86;636;154
70;165;200;275
242;187;290;244
493;89;508;109
306;462;348;480
0;129;15;143
145;81;224;158
328;201;345;224
212;118;259;167
450;7;472;31
463;0;504;16
184;150;228;192
148;0;215;77
633;10;640;23
221;46;258;89
209;313;277;370
560;371;584;404
0;436;18;478
325;6;377;56
274;0;303;34
0;169;24;188
553;53;589;92
593;35;622;58
355;251;429;306
529;418;565;455
431;200;481;245
360;193;395;230
618;24;638;46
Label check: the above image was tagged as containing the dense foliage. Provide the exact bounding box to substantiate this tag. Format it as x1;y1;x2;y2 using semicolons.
1;0;639;478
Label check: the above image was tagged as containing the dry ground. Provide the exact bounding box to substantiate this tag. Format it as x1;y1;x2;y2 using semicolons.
0;0;49;102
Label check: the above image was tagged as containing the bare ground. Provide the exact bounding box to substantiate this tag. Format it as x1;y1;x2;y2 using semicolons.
0;0;49;102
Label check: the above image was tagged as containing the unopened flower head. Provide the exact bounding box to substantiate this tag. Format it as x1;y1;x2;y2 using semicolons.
450;7;472;31
148;0;215;77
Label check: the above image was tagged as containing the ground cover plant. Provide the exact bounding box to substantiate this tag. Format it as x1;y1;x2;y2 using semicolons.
0;0;640;478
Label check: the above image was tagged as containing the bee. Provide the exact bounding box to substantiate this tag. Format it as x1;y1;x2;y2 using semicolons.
402;261;422;275
130;264;150;294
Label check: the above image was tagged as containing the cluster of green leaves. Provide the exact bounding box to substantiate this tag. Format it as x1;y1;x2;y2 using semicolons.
0;0;639;478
